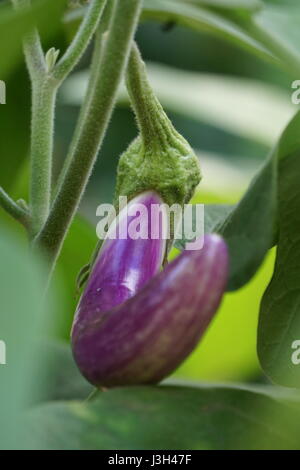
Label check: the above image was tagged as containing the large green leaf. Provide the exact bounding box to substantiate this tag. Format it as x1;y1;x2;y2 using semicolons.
26;384;300;450
175;203;234;252
177;111;300;292
219;155;277;290
258;111;300;388
203;204;235;234
176;156;276;291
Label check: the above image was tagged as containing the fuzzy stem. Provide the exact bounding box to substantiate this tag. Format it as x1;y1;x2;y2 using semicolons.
23;28;46;79
11;0;51;235
54;0;116;195
11;0;45;78
30;78;57;236
0;187;30;228
53;0;107;84
69;0;116;136
126;43;179;152
13;0;108;236
35;0;142;276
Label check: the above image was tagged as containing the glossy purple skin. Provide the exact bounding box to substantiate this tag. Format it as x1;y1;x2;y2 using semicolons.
72;230;228;387
72;191;166;340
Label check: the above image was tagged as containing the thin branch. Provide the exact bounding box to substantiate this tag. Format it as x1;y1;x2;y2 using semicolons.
35;0;142;276
23;28;46;79
54;0;115;195
0;187;30;228
29;78;57;236
53;0;107;84
11;0;46;78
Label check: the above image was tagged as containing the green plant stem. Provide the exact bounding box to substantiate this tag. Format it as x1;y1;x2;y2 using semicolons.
14;0;108;236
53;0;107;84
0;187;30;228
30;77;57;236
12;0;51;236
70;0;116;134
54;0;116;195
23;28;46;79
126;43;175;151
35;0;142;276
11;0;46;78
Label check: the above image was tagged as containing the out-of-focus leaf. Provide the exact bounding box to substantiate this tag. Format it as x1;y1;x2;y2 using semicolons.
0;66;31;189
0;228;50;449
253;4;300;59
62;65;294;146
64;0;270;60
186;0;262;11
175;204;234;252
0;0;65;78
258;110;300;388
142;0;272;60
178;111;300;292
203;204;235;233
38;341;93;402
219;154;277;290
26;385;300;450
177;154;277;291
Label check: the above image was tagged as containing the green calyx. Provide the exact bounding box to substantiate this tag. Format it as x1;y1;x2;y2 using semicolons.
115;135;200;210
114;43;201;210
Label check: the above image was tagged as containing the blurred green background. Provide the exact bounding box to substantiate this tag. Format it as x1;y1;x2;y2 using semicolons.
0;0;297;387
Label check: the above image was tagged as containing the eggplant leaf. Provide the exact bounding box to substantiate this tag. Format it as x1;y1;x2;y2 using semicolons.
258;110;300;388
0;229;51;449
26;384;300;450
182;0;262;11
142;0;272;61
64;0;271;61
176;154;276;292
177;111;300;294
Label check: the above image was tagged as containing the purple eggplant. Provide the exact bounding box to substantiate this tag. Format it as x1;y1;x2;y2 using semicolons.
72;192;228;387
